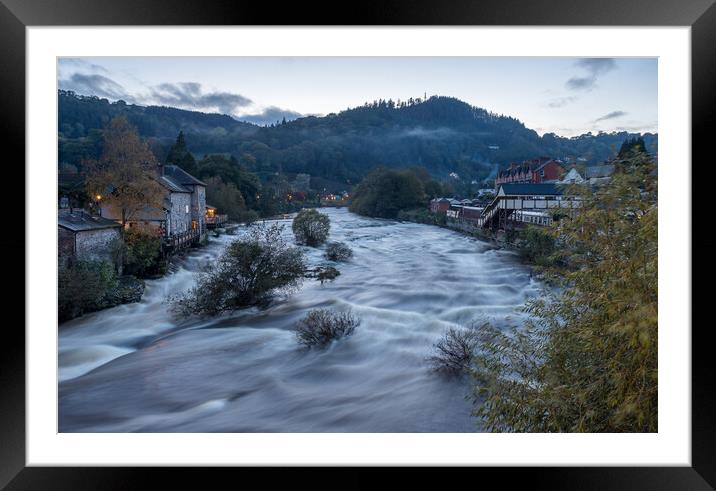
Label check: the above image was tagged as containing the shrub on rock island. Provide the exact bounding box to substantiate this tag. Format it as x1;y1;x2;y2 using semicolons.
171;222;306;316
292;208;330;246
428;325;483;375
324;241;353;262
295;309;360;348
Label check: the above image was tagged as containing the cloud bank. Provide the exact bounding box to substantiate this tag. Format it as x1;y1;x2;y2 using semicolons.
239;106;304;125
59;73;129;101
566;58;617;92
60;68;263;117
150;82;252;115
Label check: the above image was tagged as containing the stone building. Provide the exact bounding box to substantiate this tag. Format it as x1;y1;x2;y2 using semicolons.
163;164;207;235
58;210;122;266
100;163;207;243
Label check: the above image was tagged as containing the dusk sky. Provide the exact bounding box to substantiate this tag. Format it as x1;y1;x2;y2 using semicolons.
58;57;657;137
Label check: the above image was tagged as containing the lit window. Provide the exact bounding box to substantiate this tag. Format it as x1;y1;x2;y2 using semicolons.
185;205;189;213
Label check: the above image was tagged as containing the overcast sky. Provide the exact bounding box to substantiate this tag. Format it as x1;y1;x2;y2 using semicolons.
58;57;657;137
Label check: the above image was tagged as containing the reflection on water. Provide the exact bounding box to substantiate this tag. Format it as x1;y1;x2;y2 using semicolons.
59;208;542;432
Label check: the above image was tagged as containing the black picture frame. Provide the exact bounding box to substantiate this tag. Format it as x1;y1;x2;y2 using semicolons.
2;0;713;488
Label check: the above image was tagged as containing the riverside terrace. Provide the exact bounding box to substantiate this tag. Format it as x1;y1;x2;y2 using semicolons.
431;183;582;232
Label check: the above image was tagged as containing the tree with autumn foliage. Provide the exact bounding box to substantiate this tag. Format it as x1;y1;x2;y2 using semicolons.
470;147;657;432
84;116;165;227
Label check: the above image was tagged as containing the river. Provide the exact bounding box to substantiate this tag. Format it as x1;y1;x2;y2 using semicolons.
59;207;543;432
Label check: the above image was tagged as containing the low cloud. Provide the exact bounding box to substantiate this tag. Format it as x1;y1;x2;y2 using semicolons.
593;110;627;122
239;106;303;125
566;58;617;92
59;73;130;101
398;127;458;139
151;82;252;115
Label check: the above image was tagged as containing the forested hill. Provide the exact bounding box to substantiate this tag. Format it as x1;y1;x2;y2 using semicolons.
59;90;256;138
58;91;657;184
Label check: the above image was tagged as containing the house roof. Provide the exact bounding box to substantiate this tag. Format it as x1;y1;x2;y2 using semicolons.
497;157;561;178
164;165;207;187
586;165;615;178
533;159;563;172
58;210;121;232
498;183;565;196
157;175;191;193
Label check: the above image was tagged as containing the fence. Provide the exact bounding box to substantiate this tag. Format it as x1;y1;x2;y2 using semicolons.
206;214;228;229
164;228;200;249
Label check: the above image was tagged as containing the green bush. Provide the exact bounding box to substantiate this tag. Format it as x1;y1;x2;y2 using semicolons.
58;260;118;322
349;168;427;219
171;222;306;316
295;309;360;348
292;208;330;246
324;242;353;261
119;228;166;278
516;226;556;266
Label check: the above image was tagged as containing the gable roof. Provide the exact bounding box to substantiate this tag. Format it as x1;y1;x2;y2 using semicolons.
164;165;207;187
560;168;584;181
586;164;615;178
157;175;191;193
498;183;565;196
534;159;564;172
58;211;121;232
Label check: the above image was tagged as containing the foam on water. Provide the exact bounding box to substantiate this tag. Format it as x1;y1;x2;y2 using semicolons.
59;208;545;432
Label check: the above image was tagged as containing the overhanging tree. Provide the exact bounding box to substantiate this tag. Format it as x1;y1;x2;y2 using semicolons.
471;148;658;432
85;116;165;228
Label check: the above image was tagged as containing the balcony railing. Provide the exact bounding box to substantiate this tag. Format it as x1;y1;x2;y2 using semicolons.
206;214;228;229
164;228;200;248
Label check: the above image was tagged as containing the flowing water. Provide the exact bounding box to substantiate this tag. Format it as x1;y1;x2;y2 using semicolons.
59;208;544;432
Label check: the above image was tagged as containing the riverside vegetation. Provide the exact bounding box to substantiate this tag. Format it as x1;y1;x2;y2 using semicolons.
170;223;306;317
426;149;658;432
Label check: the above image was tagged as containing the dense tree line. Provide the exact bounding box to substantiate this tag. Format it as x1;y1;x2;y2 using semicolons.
59;91;658;187
349;167;448;219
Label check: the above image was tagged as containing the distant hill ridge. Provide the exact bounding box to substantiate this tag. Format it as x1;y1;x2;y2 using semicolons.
58;90;657;184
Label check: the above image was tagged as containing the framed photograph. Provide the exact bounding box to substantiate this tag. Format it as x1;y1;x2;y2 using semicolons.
4;0;713;487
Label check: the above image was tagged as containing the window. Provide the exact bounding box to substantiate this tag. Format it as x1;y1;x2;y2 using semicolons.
185;205;189;213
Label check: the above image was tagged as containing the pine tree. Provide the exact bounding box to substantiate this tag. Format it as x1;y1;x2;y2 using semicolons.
166;130;197;175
